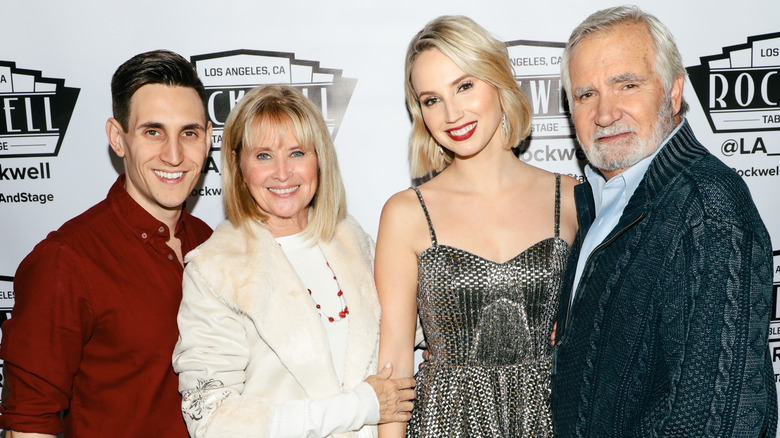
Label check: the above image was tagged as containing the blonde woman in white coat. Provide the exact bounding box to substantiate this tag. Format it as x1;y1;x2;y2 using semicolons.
173;85;415;438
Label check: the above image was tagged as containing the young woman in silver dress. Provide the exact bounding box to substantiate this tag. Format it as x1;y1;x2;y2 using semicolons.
376;15;578;437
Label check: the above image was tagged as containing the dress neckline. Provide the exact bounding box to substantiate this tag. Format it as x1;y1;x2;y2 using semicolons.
418;236;568;265
412;173;564;265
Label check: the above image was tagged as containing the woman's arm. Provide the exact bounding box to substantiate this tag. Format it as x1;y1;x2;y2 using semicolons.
375;192;423;438
173;263;279;437
270;363;415;437
269;382;380;437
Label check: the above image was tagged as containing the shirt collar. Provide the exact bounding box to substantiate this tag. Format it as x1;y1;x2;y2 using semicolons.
108;174;188;243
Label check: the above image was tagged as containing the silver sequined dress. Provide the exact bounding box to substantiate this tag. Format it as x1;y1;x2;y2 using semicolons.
407;174;569;437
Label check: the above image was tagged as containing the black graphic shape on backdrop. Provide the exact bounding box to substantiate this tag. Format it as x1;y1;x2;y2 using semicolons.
688;32;780;134
0;61;80;159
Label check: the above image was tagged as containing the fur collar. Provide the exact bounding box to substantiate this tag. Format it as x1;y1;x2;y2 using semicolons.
185;216;380;398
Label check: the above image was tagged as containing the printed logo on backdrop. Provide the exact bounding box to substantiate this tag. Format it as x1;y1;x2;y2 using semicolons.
0;61;79;160
191;50;357;153
0;275;14;387
770;251;780;383
720;135;780;179
688;32;780;134
504;41;584;178
504;40;574;141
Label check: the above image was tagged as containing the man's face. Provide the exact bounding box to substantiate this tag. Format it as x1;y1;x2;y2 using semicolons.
107;84;211;221
568;22;683;179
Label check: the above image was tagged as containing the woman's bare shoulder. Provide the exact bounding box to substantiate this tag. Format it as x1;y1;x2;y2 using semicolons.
520;163;579;190
377;187;433;254
381;187;422;218
558;173;581;189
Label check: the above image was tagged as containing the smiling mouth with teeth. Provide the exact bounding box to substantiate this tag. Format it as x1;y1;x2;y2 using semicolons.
445;121;477;141
448;122;475;136
268;185;300;195
154;170;184;180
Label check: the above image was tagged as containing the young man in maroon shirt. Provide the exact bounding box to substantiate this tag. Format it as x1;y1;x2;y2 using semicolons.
0;50;213;438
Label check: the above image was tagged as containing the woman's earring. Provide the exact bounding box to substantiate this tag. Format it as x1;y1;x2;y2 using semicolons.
501;113;507;130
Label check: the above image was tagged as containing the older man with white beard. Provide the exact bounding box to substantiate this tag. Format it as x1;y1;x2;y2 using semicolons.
551;6;777;437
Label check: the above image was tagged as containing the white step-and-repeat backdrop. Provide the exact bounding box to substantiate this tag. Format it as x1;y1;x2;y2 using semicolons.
2;0;779;432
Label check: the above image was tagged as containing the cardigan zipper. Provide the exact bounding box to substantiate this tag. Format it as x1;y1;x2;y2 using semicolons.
552;212;645;374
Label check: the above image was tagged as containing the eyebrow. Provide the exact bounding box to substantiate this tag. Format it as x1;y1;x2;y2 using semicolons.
573;72;648;97
416;74;472;99
181;123;206;131
137;121;164;131
244;143;307;157
136;121;206;131
608;72;647;85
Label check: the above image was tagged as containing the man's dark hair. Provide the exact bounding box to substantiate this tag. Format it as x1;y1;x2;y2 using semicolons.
111;49;207;132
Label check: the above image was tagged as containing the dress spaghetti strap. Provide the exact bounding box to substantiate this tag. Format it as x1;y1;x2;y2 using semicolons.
554;173;561;239
412;187;438;246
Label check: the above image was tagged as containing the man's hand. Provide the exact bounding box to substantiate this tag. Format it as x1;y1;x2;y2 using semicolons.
419;348;433;370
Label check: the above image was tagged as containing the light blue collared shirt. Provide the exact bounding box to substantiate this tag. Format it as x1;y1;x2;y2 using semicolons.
570;121;684;304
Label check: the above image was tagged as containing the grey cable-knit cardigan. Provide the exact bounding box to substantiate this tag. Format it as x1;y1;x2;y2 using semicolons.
552;121;777;437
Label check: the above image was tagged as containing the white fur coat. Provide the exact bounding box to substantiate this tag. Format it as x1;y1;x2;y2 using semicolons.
172;216;380;438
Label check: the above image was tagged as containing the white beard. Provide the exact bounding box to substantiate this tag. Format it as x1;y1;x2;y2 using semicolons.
580;94;675;172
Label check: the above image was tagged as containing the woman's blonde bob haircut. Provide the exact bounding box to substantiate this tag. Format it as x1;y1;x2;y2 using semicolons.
221;84;346;242
405;15;532;178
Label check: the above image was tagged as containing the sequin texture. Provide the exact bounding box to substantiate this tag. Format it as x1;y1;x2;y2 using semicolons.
407;175;569;437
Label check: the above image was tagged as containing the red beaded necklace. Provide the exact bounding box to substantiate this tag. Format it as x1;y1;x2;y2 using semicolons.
308;261;349;323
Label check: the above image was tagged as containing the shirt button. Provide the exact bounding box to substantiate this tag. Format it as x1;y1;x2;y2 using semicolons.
158;226;165;233
168;254;174;261
141;232;148;239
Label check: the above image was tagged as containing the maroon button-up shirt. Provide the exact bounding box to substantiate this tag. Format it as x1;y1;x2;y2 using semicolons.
0;175;212;437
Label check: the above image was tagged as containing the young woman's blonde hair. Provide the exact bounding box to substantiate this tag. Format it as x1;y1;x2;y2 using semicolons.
221;84;346;242
405;15;532;178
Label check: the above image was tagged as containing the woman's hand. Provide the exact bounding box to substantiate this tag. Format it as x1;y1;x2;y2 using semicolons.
365;362;416;424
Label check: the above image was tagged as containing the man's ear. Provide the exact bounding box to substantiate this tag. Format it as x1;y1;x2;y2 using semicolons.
670;74;685;115
205;121;213;158
106;118;126;158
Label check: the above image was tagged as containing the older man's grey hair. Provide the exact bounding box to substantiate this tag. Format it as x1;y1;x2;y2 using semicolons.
560;5;688;116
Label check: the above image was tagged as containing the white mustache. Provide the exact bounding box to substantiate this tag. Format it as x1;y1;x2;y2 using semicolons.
592;124;636;143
